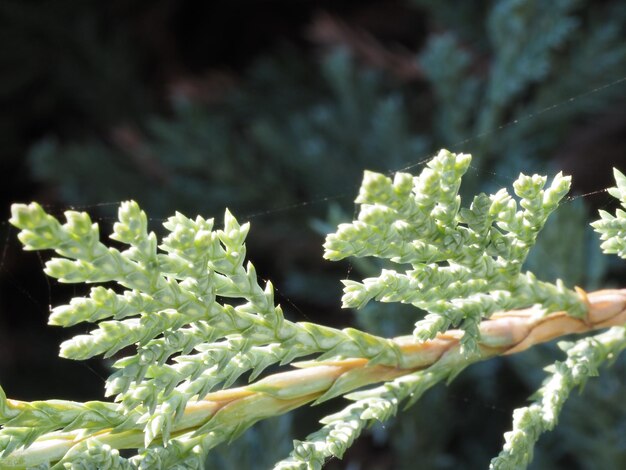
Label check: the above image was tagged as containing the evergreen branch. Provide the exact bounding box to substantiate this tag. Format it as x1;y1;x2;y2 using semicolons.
274;366;450;470
8;200;403;449
2;288;624;468
490;326;626;470
6;1;624;465
3;150;626;468
275;289;626;469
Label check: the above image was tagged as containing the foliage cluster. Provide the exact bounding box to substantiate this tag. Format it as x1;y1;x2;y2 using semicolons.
1;151;625;469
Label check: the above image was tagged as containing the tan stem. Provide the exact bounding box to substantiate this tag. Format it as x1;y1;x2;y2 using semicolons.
145;288;626;442
184;289;626;422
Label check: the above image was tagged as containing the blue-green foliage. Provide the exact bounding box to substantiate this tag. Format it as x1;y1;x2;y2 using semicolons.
418;0;626;177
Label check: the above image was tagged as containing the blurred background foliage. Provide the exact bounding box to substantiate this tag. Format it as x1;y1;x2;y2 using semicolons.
1;1;625;468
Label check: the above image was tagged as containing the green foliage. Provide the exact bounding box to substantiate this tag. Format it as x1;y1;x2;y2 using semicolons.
275;363;453;470
365;2;626;463
592;169;626;259
490;327;626;469
325;149;582;353
3;195;402;467
2;150;625;469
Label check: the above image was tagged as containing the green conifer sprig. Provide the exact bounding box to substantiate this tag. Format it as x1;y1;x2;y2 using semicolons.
490;326;626;470
7;199;403;458
324;149;583;353
274;357;458;470
592;168;626;259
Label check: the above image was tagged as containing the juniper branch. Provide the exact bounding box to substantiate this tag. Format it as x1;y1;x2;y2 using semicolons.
2;149;626;469
2;289;625;468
